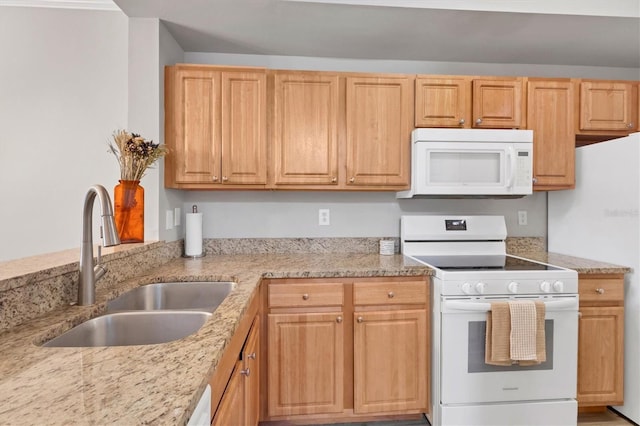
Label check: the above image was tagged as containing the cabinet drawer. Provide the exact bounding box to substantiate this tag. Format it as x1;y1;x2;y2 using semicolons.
353;281;427;306
269;283;344;308
579;277;624;303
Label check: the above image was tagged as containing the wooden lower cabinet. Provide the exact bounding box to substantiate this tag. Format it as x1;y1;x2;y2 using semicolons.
577;274;625;409
264;277;429;423
211;314;261;426
267;312;345;416
353;309;428;414
212;360;245;426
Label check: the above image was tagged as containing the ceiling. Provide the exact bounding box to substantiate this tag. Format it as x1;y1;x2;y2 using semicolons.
113;0;640;69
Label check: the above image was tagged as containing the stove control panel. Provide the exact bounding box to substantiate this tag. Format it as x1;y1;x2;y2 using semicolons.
440;275;578;296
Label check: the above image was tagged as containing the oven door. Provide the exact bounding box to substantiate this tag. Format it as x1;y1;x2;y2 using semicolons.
440;296;578;404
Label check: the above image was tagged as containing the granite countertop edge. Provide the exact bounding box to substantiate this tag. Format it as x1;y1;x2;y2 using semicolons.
0;253;431;425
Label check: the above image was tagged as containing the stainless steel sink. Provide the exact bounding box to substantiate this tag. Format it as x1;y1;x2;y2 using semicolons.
43;311;211;347
106;281;235;313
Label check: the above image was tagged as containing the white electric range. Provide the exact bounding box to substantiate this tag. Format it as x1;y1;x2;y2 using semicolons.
401;215;579;426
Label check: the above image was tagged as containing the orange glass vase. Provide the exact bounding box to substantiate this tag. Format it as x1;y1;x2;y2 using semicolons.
114;180;144;243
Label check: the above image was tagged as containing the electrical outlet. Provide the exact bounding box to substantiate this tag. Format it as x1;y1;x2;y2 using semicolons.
518;210;528;226
318;209;330;226
174;207;181;226
165;210;174;230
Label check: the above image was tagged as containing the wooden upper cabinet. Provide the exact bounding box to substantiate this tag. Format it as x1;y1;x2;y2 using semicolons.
221;71;267;185
271;71;340;186
166;67;220;185
345;75;413;187
472;77;525;128
579;81;636;132
415;75;524;129
415;76;471;127
164;65;267;189
527;79;575;191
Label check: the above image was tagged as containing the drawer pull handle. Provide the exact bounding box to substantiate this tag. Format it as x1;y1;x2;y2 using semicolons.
336;316;342;323
595;288;605;294
302;293;309;300
388;291;395;298
357;316;364;323
241;368;250;377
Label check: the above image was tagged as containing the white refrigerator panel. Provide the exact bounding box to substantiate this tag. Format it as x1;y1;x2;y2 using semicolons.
548;133;640;423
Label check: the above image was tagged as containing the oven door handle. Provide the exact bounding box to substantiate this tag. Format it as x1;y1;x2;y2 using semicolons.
443;298;578;313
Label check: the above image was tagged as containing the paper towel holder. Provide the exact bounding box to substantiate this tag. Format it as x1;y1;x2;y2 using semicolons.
182;205;206;259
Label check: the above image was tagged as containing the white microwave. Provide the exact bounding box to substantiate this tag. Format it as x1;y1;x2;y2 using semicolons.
397;128;533;198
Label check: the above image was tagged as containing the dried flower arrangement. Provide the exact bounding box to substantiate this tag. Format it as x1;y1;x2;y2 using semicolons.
109;130;167;181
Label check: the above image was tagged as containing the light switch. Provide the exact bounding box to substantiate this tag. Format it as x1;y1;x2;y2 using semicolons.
166;210;174;230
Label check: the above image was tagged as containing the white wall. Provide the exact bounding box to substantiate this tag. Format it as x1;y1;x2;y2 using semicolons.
184;191;547;238
158;22;187;242
0;7;128;262
127;18;187;245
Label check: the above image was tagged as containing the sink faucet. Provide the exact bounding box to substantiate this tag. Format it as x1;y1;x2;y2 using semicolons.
78;185;121;305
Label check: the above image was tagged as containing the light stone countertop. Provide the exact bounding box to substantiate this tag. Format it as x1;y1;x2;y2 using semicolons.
514;252;631;274
0;253;430;426
0;248;629;425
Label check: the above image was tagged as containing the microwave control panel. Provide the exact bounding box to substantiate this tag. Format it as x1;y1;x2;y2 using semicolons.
515;150;532;187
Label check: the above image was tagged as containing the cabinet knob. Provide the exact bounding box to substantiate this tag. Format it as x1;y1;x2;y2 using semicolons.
247;352;256;360
302;293;309;300
349;177;355;183
532;177;538;184
387;291;395;298
336;316;342;323
459;118;465;125
222;176;228;182
595;288;605;294
331;176;337;183
240;368;250;376
212;176;219;182
357;316;364;323
628;123;635;129
475;118;483;125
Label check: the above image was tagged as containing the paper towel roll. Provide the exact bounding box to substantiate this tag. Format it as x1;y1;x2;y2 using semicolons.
185;212;203;256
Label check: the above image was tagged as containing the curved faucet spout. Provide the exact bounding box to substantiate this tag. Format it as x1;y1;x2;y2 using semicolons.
78;185;121;306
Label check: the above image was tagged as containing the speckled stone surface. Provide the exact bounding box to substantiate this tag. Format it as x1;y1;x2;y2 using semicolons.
0;241;183;331
512;251;631;274
204;237;399;255
0;237;631;425
506;237;546;254
0;252;430;425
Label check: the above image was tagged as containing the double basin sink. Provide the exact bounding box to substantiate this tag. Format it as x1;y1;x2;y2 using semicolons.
43;281;235;347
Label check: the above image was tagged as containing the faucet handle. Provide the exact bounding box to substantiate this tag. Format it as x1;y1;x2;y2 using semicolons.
97;245;102;264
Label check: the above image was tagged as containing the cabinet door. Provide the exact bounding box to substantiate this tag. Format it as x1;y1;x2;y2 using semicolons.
345;76;413;187
272;72;340;186
170;68;221;184
267;312;344;416
353;309;427;414
415;76;471;127
527;80;575;190
577;306;624;406
221;71;267;185
472;78;524;128
579;81;635;131
212;361;244;426
242;316;260;426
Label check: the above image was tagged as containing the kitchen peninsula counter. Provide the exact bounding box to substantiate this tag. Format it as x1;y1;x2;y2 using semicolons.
0;246;630;425
0;252;430;425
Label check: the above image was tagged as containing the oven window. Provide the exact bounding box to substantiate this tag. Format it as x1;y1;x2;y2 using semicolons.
467;320;554;373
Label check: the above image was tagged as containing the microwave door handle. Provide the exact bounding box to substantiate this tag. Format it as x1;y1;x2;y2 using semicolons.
507;146;516;188
443;298;578;313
